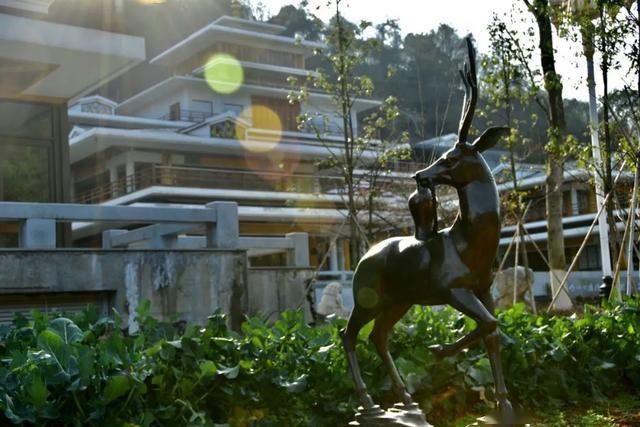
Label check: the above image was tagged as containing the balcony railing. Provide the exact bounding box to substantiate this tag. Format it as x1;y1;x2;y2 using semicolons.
160;109;212;123
74;165;348;204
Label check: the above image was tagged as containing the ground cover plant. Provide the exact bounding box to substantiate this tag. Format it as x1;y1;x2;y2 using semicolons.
0;298;638;426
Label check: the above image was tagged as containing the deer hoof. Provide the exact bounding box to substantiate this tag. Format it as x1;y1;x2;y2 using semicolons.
400;390;413;405
498;398;516;424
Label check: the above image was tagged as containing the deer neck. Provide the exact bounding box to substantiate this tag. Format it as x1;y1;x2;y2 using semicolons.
452;179;500;272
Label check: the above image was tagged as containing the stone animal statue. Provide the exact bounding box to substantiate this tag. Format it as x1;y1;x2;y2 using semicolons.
340;38;515;423
493;266;535;311
317;281;347;319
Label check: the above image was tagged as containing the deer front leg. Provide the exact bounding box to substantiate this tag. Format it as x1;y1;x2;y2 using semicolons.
480;292;516;424
369;303;412;405
429;288;497;358
341;305;376;410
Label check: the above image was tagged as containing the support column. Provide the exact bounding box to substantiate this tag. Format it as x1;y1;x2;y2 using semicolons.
329;239;339;271
205;202;239;249
109;166;119;197
125;155;135;193
286;232;309;267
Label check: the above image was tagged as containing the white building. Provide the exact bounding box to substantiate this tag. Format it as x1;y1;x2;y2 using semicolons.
0;0;145;232
68;14;414;270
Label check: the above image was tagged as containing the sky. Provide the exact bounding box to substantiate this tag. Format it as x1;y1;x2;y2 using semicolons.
257;0;633;101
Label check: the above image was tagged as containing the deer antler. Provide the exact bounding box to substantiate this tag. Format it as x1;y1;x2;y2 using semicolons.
457;37;477;144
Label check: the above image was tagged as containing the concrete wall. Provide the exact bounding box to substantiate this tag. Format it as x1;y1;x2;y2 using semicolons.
247;267;313;322
0;249;247;330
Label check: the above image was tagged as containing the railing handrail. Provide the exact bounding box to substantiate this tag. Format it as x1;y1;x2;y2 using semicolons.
0;201;217;223
74;163;416;205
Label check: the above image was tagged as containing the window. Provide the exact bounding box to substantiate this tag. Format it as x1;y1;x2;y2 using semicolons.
578;245;601;271
169;102;181;121
0;141;51;202
0;100;58;203
251;96;300;132
192;99;213;115
577;189;592;214
224;103;243;117
0;100;52;139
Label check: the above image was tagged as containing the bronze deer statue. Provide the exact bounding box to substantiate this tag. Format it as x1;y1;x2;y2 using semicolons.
340;38;515;423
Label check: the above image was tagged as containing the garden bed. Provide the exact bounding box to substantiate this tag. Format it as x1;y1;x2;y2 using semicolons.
0;299;638;425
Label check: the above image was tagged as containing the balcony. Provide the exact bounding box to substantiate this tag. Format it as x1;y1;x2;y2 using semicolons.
160;108;212;123
74;165;346;204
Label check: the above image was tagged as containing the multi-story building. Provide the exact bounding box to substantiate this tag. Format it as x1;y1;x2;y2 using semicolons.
495;162;637;297
0;0;145;244
68;14;416;271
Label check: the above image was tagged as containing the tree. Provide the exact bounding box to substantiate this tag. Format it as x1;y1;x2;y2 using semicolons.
268;4;324;41
522;0;574;311
482;15;537;308
289;0;410;265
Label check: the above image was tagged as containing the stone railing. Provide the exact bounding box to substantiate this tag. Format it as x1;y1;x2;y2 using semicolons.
1;201;238;250
0;200;313;327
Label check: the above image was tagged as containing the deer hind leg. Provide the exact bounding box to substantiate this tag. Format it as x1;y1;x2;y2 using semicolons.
341;305;376;409
430;288;497;358
479;292;515;424
369;303;412;405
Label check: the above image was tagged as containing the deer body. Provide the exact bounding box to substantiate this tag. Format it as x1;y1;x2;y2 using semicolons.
354;171;500;310
341;38;516;424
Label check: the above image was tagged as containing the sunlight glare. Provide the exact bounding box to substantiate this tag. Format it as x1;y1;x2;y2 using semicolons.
204;54;244;95
238;105;282;153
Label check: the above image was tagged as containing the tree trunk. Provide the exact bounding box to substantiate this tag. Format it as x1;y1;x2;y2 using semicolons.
599;5;623;285
527;0;573;311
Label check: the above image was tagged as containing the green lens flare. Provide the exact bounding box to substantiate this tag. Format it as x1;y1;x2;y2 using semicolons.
204;54;244;95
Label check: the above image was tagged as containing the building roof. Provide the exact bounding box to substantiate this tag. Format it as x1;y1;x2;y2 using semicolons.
150;15;325;68
192;58;319;79
116;75;381;115
0;12;145;100
68;126;381;164
69;95;118;109
211;15;287;35
0;0;55;14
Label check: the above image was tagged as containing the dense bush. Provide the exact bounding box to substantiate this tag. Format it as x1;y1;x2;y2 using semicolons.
0;299;639;426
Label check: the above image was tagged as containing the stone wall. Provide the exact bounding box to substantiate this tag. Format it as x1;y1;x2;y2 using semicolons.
0;249;247;330
247;267;313;322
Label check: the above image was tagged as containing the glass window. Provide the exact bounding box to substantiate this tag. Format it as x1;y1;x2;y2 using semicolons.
224;103;243;117
0;140;52;202
192;99;213;114
0;100;52;139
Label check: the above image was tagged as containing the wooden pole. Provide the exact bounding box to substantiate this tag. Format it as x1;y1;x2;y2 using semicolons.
547;189;613;312
626;154;640;296
513;224;521;307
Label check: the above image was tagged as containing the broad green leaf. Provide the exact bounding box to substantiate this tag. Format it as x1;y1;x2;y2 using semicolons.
198;360;217;378
218;365;239;379
29;375;48;408
104;375;131;404
48;318;83;344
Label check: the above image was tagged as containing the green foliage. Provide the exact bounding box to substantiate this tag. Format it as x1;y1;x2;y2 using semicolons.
0;300;639;426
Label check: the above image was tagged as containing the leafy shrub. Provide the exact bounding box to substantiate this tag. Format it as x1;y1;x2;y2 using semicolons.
0;298;638;426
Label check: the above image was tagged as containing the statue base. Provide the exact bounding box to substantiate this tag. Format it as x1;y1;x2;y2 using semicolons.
465;407;530;426
349;403;432;426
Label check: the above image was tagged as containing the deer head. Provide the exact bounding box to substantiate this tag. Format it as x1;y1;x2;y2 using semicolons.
413;37;509;189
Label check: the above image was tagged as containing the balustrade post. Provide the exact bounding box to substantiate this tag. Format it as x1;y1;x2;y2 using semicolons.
102;229;128;249
205;202;239;249
20;218;56;249
286;232;309;267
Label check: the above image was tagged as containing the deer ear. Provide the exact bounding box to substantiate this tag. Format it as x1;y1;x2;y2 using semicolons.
472;126;510;153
